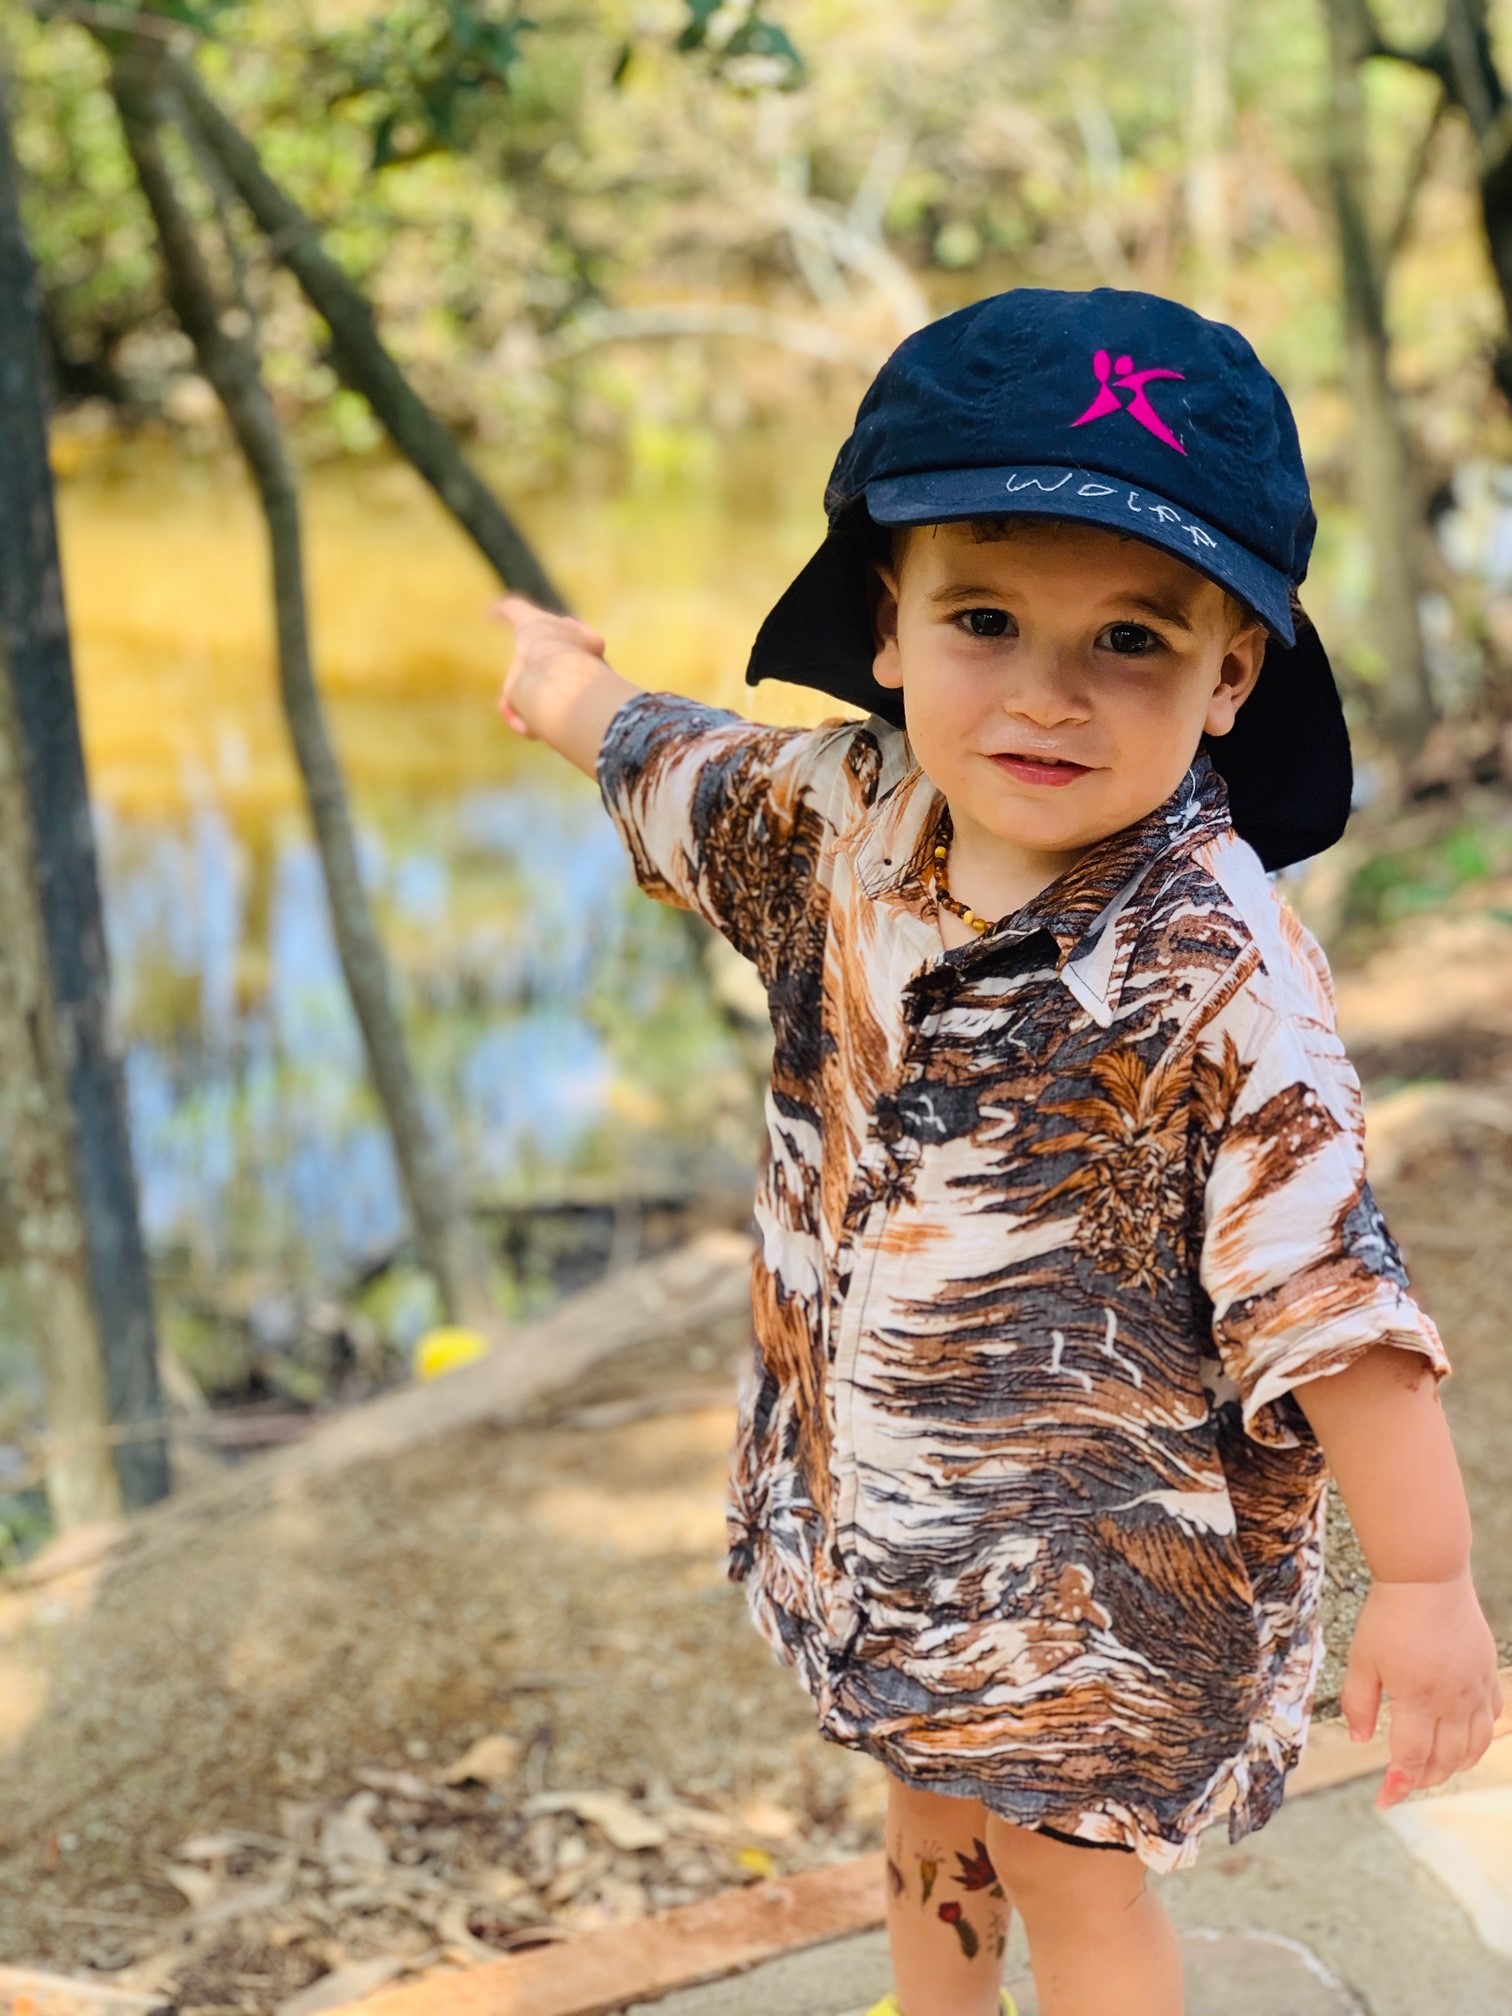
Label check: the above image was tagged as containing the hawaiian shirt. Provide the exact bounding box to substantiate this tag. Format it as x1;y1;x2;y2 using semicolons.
595;687;1449;1870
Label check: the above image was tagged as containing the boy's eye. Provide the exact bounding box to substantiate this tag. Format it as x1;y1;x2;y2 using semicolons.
1100;621;1164;656
957;607;1014;638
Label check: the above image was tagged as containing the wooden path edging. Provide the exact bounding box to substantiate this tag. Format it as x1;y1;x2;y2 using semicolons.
334;1854;886;2016
327;1675;1512;2016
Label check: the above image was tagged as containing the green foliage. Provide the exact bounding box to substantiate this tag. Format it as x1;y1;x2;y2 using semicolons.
86;0;242;31
674;0;804;88
1340;812;1512;939
314;1;541;170
17;0;1512;730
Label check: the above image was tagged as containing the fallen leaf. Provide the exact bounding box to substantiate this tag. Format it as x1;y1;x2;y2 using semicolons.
171;1832;240;1863
438;1734;522;1789
318;1793;389;1871
733;1846;778;1878
520;1790;667;1851
737;1798;799;1841
471;1865;531;1905
275;1956;406;2016
560;1874;653;1930
434;1898;499;1964
355;1767;436;1802
543;1845;613;1906
651;1799;739;1842
161;1861;221;1910
185;1863;298;1933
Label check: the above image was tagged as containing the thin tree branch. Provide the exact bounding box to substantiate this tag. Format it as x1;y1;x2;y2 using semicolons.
163;52;568;611
1383;80;1450;265
1346;0;1453;86
108;43;502;1342
168;87;262;351
541;299;886;369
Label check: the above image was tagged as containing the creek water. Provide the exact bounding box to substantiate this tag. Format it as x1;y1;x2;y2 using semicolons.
56;431;844;1298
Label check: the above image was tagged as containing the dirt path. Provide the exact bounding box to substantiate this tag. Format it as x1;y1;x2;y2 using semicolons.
1;891;1509;2014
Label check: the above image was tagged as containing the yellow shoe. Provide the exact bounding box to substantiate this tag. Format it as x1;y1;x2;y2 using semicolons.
861;1994;1018;2016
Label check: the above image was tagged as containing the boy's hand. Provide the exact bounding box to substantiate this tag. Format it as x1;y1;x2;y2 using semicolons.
1340;1568;1504;1808
489;592;643;780
491;593;608;737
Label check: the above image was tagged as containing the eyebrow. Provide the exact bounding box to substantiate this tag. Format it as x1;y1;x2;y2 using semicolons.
926;581;1196;632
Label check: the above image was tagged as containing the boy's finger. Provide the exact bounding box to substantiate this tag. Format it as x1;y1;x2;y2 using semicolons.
1418;1720;1470;1793
489;592;544;624
1377;1766;1416;1810
1378;1705;1435;1805
1464;1707;1497;1773
1339;1662;1381;1743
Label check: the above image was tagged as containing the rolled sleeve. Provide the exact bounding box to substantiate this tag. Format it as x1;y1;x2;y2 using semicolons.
595;688;864;978
1199;1013;1449;1448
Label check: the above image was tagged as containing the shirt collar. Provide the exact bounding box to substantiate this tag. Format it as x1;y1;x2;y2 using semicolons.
845;744;1234;1028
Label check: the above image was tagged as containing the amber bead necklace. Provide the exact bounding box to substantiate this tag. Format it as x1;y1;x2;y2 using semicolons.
930;805;994;935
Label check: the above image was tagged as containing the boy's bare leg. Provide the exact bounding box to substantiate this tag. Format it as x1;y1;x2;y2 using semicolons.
884;1770;1011;2016
984;1813;1183;2016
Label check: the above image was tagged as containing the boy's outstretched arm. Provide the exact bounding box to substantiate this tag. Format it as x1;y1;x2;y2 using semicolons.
490;592;645;779
1293;1346;1504;1807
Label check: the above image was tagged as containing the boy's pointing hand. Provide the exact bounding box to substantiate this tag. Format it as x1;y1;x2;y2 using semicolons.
488;592;643;781
1340;1569;1504;1809
491;593;609;738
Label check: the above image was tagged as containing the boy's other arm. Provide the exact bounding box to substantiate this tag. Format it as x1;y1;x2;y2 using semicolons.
1292;1346;1504;1806
490;592;644;780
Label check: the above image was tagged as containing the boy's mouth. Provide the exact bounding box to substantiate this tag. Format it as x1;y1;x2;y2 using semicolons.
988;751;1093;788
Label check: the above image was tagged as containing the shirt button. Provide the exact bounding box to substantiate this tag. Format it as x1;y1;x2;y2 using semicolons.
874;1107;904;1144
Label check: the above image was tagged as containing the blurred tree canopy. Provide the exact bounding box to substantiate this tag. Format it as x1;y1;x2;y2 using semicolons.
11;0;1512;734
10;1;1505;452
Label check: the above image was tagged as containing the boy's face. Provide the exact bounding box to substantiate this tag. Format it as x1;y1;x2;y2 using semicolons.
871;519;1268;864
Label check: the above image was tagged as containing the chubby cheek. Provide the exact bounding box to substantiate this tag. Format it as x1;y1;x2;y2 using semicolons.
896;650;987;773
905;690;987;792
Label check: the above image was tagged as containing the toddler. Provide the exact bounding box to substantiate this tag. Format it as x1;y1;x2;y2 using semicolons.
490;288;1503;2016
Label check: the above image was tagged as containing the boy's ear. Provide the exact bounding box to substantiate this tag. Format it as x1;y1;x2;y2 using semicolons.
1203;621;1268;738
871;562;904;690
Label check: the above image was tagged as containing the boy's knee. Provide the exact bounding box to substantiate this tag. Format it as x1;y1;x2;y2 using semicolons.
983;1815;1145;1917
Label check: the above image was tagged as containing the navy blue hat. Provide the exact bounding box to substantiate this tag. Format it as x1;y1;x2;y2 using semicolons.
744;286;1351;871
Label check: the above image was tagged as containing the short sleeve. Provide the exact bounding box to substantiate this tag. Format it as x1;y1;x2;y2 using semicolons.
1197;1010;1450;1448
595;688;869;978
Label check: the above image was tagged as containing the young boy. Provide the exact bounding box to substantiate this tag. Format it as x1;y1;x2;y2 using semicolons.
490;288;1503;2016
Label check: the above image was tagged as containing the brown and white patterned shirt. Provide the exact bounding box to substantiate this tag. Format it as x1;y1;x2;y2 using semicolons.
596;687;1448;1869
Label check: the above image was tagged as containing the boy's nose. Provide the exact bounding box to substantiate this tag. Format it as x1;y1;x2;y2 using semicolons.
998;647;1091;728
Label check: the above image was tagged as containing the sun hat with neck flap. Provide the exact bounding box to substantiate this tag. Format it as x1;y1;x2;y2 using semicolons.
742;284;1352;873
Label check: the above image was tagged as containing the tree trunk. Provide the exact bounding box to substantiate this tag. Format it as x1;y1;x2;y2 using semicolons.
1322;0;1439;755
0;637;124;1532
166;55;569;612
1441;0;1512;388
0;60;169;1511
109;49;500;1341
1354;0;1512;391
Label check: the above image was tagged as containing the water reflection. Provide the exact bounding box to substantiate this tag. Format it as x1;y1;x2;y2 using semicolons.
56;431;850;1290
95;779;752;1286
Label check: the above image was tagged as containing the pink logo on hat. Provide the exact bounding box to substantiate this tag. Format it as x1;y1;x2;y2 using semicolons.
1071;349;1186;454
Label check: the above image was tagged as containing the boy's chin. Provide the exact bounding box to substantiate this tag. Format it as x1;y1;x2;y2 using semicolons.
968;784;1130;855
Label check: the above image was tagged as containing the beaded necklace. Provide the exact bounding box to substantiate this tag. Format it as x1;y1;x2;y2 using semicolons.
930;806;994;936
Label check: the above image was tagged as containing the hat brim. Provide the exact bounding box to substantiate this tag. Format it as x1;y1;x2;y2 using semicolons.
863;464;1297;643
743;522;1352;873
